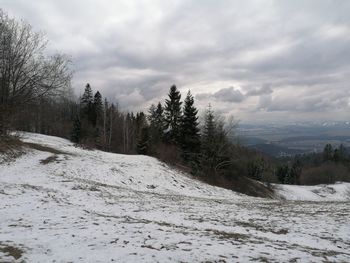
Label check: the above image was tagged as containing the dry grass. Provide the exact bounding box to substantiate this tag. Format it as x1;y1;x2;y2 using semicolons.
0;135;25;163
0;242;24;260
40;155;60;164
23;142;67;155
199;175;275;198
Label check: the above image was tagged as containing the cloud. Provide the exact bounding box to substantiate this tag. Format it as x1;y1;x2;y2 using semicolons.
2;0;350;123
213;87;245;103
196;87;244;103
246;85;273;96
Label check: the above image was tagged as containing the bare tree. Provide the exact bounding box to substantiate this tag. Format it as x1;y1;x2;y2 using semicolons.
0;10;72;135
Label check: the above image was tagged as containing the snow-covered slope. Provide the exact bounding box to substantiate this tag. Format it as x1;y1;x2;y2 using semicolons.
14;132;244;199
274;182;350;201
1;132;350;262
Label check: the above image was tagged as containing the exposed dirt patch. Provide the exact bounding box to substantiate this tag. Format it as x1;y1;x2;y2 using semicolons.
40;155;60;164
24;142;67;155
0;242;24;260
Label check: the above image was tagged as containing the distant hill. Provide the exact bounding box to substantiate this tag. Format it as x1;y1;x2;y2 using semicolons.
237;122;350;157
250;143;305;158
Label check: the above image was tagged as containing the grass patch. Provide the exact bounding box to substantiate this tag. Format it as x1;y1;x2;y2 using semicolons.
24;142;67;155
206;229;249;241
0;135;25;163
0;242;24;260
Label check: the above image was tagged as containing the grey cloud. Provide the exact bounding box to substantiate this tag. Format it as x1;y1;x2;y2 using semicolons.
246;85;273;96
196;87;244;103
214;87;245;102
257;89;350;113
2;0;350;122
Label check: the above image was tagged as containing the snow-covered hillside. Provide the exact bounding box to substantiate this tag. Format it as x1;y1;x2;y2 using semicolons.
274;182;350;201
1;132;349;262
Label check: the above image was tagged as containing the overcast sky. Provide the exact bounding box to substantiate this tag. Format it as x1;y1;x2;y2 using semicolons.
2;0;350;123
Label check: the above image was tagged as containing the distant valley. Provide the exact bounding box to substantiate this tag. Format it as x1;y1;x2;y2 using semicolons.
236;122;350;157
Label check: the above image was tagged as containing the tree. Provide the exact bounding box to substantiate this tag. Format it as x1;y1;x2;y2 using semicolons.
155;102;165;133
148;102;165;146
71;115;82;143
92;91;103;127
180;91;201;165
164;85;182;144
284;170;295;184
323;144;333;162
199;105;231;177
201;105;216;171
276;164;289;183
247;158;266;181
333;144;347;162
290;159;302;185
137;126;150;155
80;84;93;120
0;10;72;135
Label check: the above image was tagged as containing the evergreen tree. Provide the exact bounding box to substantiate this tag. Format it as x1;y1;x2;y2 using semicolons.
323;144;333;162
155;102;165;135
334;144;347;162
164;85;182;144
276;164;289;183
137;126;150;155
199;105;230;177
148;102;165;145
284;170;295;184
71;115;81;143
247;158;266;181
80;83;93;115
201;105;216;167
290;159;302;185
80;83;95;126
148;104;157;124
180;91;201;164
92;91;103;126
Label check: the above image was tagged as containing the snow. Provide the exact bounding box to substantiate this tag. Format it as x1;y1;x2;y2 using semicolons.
274;182;350;201
1;132;350;262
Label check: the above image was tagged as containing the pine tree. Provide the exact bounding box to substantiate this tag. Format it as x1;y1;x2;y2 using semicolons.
201;105;216;161
137;126;150;155
80;83;93;115
284;171;295;184
199;105;231;177
92;91;103;126
290;159;302;184
71;115;81;143
334;144;347;162
247;158;266;181
148;102;165;145
276;164;289;183
323;144;333;162
155;102;165;136
180;91;200;164
200;105;218;175
80;83;95;127
164;85;182;144
148;104;157;124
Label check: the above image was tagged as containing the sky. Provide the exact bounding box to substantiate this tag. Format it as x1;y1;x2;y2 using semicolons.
1;0;350;124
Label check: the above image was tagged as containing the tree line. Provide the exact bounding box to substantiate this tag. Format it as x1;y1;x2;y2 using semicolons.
71;83;237;179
